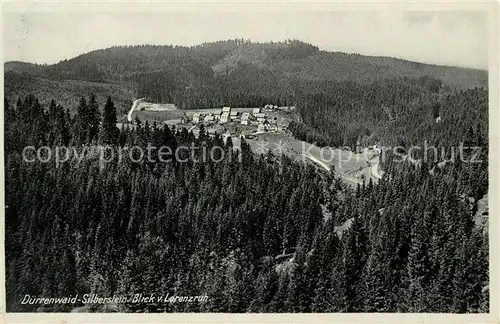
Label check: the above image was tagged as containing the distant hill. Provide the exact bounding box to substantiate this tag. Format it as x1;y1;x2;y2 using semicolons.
4;61;48;76
210;42;487;88
5;39;487;110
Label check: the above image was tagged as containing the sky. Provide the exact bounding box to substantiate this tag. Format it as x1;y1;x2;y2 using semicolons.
2;6;489;70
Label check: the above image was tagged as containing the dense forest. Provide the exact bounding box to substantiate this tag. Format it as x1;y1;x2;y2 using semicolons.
5;39;487;113
4;75;489;312
289;76;488;153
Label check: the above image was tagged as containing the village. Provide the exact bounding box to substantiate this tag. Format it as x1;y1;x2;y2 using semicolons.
190;105;291;134
121;100;386;186
128;101;296;140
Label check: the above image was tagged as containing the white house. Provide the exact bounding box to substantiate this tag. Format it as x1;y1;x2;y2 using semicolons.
192;113;201;123
277;122;287;131
222;106;231;113
241;112;252;125
222;130;232;143
258;120;271;132
230;111;239;120
254;112;266;123
253;108;261;114
268;124;278;132
220;112;230;124
204;114;215;122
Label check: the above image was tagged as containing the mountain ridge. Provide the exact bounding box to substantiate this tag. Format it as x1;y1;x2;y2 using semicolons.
4;39;488;111
4;40;488;85
5;41;488;72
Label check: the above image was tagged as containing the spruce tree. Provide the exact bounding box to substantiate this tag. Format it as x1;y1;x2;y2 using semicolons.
100;97;118;145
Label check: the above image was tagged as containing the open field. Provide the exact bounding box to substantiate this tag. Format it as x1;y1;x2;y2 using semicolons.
244;132;381;187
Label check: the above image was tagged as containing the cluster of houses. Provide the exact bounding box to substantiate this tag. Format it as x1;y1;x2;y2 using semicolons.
191;106;287;132
192;107;234;124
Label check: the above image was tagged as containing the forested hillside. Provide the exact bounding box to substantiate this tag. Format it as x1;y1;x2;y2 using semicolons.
4;61;48;76
4;84;489;312
289;76;488;153
5;39;487;110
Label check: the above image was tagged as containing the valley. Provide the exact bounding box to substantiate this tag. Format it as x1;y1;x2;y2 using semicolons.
121;98;381;187
3;38;489;314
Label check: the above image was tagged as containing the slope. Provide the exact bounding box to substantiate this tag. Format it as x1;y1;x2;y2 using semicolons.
4;71;135;117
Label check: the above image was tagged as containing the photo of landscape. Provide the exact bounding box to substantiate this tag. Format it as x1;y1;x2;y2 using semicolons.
2;6;491;315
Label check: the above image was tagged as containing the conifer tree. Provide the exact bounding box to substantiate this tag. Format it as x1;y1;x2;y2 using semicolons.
99;97;119;145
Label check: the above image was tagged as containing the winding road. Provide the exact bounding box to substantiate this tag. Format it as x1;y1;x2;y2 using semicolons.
368;148;383;180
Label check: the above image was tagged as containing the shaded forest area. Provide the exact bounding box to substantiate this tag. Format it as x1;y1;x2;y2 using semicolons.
290;77;488;156
4;76;488;312
4;71;134;117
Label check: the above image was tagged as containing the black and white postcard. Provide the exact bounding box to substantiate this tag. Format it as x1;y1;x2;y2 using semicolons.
1;1;498;323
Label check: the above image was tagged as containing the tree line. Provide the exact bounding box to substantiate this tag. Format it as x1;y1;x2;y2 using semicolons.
4;87;488;312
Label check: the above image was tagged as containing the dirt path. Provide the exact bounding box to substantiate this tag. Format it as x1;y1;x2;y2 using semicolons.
367;148;383;180
370;160;382;180
127;98;145;123
302;144;386;184
301;154;331;171
302;153;363;186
